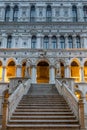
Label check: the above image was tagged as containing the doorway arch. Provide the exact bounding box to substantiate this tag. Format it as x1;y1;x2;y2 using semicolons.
37;61;49;83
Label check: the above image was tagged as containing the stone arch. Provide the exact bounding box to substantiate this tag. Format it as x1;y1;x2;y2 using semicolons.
6;59;16;82
36;59;50;83
70;59;80;82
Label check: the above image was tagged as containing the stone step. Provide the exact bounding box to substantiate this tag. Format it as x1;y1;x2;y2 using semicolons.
18;103;68;107
13;111;74;116
11;115;76;120
8;119;79;125
7;124;80;130
15;108;71;112
18;104;69;108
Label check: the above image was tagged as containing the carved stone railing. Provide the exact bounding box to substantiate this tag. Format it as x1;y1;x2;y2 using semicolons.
2;78;31;129
8;78;31;119
56;78;85;129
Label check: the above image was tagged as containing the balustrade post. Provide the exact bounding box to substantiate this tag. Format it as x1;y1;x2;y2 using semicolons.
79;99;85;129
2;90;9;130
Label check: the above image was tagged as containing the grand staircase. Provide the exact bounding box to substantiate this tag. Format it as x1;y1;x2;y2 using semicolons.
7;84;80;130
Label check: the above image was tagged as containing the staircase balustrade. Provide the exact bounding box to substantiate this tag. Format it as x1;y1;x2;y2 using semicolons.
56;78;85;129
8;79;31;119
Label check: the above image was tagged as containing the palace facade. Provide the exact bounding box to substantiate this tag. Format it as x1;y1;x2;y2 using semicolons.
0;0;87;127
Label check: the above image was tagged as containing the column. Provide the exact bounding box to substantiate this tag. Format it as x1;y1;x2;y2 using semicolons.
65;34;68;48
80;66;84;82
68;6;72;21
72;34;76;48
1;7;5;21
28;34;31;48
80;35;84;48
43;6;46;21
31;65;36;83
2;34;7;48
49;35;52;49
50;65;55;84
65;65;70;78
37;34;41;49
12;35;16;48
52;7;55;21
77;6;84;22
16;65;22;77
2;66;6;82
57;35;60;49
10;6;13;22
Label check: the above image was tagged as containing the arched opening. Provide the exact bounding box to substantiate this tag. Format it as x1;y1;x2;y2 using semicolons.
84;61;87;82
0;61;2;81
71;61;80;82
60;62;65;78
37;61;49;83
22;62;26;77
6;61;16;81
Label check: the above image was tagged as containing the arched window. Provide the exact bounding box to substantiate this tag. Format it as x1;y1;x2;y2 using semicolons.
72;5;78;22
43;36;49;49
76;36;81;48
7;35;12;48
83;6;87;22
5;5;10;21
13;5;19;21
71;61;80;82
46;5;52;22
60;36;65;49
30;5;35;22
68;36;73;48
52;36;57;49
31;36;36;49
6;61;16;81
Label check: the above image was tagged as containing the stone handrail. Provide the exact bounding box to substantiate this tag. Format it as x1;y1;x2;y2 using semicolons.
56;79;79;119
8;78;31;119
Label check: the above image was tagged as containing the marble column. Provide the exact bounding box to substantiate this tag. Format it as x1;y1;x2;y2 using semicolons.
2;66;6;82
49;65;55;84
72;35;76;48
65;34;68;48
1;7;5;21
57;35;60;49
2;34;7;48
80;66;84;82
10;6;13;22
37;34;41;49
49;35;52;49
65;65;70;78
16;65;22;77
31;65;36;83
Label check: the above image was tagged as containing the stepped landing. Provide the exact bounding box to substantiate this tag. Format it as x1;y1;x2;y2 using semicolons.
7;84;80;130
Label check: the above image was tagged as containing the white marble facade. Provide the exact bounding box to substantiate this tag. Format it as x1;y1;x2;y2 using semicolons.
0;0;87;119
